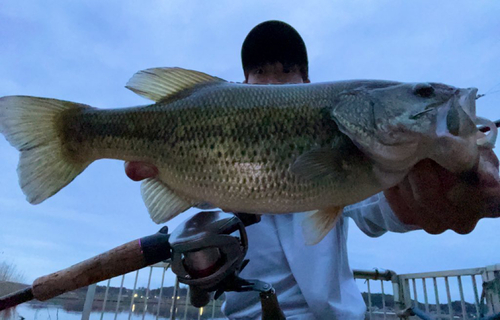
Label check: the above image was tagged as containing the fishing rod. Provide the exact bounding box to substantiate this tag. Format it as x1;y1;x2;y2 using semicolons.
0;211;286;320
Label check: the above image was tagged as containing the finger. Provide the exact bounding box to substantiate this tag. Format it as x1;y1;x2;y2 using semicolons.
407;161;454;233
408;160;444;204
384;179;417;225
452;218;479;235
479;147;499;168
482;196;500;218
449;203;481;234
384;177;444;230
125;161;159;181
477;149;500;188
421;223;446;235
385;181;448;234
468;150;500;217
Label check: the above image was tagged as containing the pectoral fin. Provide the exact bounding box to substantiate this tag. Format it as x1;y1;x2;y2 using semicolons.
141;178;193;223
302;206;343;245
291;148;342;181
291;142;369;182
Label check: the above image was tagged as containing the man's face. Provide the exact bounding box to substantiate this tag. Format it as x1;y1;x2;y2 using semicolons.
245;62;309;85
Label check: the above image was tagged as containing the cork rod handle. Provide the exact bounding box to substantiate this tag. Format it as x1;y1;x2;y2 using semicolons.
32;239;146;301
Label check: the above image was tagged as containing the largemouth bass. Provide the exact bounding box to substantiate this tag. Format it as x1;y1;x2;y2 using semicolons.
0;67;496;244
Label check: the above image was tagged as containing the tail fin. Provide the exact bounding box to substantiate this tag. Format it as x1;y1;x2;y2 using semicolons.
0;96;92;204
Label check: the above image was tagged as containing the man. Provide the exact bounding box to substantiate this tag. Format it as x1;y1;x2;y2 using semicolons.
126;21;500;319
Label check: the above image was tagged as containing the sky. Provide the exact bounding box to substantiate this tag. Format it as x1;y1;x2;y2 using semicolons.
1;0;500;303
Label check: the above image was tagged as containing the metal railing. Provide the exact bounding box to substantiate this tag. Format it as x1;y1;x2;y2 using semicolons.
356;264;500;320
397;267;484;319
354;269;398;319
80;264;500;319
81;262;222;320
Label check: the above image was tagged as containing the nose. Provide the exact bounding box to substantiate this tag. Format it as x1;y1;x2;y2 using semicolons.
263;77;282;84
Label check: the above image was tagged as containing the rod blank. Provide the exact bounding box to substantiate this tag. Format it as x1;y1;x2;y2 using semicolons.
0;288;33;311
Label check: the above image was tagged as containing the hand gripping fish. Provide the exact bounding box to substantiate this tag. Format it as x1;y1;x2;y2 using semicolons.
0;68;497;244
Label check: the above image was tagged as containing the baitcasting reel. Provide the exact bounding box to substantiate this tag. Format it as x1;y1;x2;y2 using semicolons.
170;211;248;301
168;211;285;319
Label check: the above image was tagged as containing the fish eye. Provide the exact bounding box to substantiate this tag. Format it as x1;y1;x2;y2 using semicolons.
414;83;435;98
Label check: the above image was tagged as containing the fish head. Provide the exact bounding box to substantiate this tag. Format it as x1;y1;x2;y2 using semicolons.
332;81;488;175
369;82;479;143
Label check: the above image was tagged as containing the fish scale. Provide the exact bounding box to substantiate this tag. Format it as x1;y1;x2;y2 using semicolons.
0;67;493;244
59;81;366;213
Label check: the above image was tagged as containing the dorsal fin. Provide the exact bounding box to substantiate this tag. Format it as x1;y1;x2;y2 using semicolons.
125;67;226;102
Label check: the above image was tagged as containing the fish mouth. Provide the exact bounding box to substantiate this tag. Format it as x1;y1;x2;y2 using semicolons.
429;87;494;173
457;87;478;121
457;87;498;148
436;87;496;145
458;88;498;149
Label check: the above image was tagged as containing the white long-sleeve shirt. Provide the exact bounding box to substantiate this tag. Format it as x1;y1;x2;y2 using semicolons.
222;193;418;320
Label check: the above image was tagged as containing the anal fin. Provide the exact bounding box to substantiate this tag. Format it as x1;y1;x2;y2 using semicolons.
302;206;343;245
141;178;193;224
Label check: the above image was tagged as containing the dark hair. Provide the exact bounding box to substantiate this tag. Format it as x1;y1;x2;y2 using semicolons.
241;20;309;81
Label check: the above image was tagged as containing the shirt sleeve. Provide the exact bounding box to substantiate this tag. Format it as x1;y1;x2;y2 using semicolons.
343;192;420;237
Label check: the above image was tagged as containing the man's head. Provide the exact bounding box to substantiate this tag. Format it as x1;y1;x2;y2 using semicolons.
241;20;310;84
